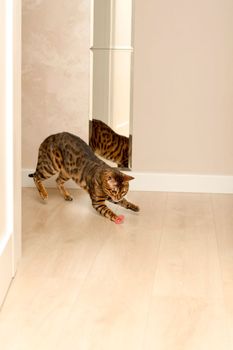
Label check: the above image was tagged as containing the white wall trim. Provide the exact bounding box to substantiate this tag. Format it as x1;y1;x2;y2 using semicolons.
0;236;13;306
22;169;233;194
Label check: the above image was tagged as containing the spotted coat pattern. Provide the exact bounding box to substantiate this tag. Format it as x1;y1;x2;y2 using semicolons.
29;132;139;222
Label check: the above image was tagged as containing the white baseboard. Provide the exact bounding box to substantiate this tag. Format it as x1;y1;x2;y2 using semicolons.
125;172;233;193
22;168;233;194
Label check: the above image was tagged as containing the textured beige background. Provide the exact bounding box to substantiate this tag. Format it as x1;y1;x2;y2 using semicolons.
22;0;90;168
132;0;233;174
22;0;233;175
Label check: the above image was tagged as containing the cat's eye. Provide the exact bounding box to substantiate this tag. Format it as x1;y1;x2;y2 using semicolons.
107;176;112;181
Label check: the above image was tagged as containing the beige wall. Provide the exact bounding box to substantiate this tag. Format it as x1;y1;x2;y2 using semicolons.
22;0;233;175
132;0;233;175
22;0;90;168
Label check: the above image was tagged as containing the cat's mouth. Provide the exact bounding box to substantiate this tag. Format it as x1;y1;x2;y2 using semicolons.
110;195;125;203
112;198;121;203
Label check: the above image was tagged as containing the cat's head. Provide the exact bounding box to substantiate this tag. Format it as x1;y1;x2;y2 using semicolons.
102;169;134;202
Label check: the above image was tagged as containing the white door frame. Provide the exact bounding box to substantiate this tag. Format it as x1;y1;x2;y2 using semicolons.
90;0;133;137
0;0;21;308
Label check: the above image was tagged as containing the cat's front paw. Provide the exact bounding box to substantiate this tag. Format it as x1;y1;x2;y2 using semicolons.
64;195;73;201
128;203;140;212
39;191;48;201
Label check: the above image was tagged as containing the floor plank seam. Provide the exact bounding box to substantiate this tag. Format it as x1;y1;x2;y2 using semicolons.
210;194;232;347
141;193;169;349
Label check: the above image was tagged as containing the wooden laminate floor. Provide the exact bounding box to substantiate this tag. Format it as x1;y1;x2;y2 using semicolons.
0;188;232;350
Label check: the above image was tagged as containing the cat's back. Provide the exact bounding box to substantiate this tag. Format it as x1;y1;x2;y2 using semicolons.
42;132;96;158
57;132;89;150
92;119;115;136
91;119;128;142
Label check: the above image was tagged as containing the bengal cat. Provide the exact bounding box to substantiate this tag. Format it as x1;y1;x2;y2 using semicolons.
89;119;130;168
29;132;139;223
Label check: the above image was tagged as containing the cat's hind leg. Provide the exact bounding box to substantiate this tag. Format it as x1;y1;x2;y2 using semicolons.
56;171;73;201
32;154;57;201
31;139;61;200
32;169;55;200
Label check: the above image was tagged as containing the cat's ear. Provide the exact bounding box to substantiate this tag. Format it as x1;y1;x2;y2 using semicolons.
122;174;134;182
